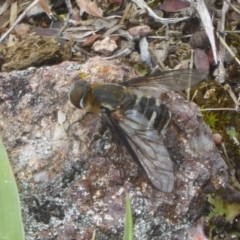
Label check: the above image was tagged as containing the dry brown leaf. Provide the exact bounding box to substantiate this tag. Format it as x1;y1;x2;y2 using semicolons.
159;0;190;13
81;34;102;47
38;0;52;16
76;0;103;17
128;25;151;37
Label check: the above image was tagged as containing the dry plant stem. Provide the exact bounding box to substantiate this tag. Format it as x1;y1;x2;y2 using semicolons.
2;21;10;29
200;108;237;111
225;0;240;15
131;0;189;24
196;0;218;64
109;30;133;41
215;1;228;83
148;34;192;40
0;0;41;43
104;41;135;60
91;229;96;240
184;50;194;101
10;1;18;26
148;47;166;71
191;90;198;102
0;0;11;15
216;32;240;66
225;30;240;33
120;2;132;24
148;36;166;40
223;84;240;108
221;143;240;190
219;1;228;32
103;24;124;38
190;49;194;69
73;45;94;56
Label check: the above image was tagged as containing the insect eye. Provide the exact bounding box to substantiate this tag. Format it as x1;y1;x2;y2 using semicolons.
69;80;87;109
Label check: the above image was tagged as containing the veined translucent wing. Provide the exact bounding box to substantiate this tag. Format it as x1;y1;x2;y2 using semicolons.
121;69;208;91
102;109;174;192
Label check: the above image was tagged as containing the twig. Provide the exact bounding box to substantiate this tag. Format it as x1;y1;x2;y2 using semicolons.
91;229;96;240
213;1;229;83
120;2;132;24
216;32;240;66
223;84;240;107
196;0;218;64
191;89;198;102
131;0;190;24
225;30;240;33
186;50;195;101
148;47;166;71
103;24;124;38
200;108;237;111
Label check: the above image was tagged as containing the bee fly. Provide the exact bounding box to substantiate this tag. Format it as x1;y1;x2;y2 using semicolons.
69;69;208;192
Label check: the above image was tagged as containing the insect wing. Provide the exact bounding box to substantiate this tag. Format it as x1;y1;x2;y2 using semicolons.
121;69;208;91
102;109;174;192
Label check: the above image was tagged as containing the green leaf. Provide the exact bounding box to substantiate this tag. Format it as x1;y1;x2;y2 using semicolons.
227;129;238;138
0;138;25;240
123;193;134;240
207;194;240;223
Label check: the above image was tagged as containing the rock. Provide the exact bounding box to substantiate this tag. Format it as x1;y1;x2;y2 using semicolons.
0;57;228;239
92;37;118;56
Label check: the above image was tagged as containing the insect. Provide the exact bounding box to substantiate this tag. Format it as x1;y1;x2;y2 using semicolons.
69;69;208;192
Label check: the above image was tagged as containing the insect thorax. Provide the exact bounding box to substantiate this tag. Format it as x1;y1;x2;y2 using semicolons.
91;84;136;111
91;84;171;133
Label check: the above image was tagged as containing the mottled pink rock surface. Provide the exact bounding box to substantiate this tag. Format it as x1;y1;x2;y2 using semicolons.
0;57;228;240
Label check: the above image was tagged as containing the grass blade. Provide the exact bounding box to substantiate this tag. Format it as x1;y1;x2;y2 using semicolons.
123;193;134;240
0;138;25;240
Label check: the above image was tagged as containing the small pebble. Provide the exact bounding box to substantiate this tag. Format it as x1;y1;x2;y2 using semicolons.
213;133;222;144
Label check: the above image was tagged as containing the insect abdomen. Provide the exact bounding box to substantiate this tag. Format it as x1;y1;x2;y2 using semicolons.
132;96;171;132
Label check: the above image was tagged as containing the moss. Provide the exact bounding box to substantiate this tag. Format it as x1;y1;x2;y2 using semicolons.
202;112;219;129
191;79;240;163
